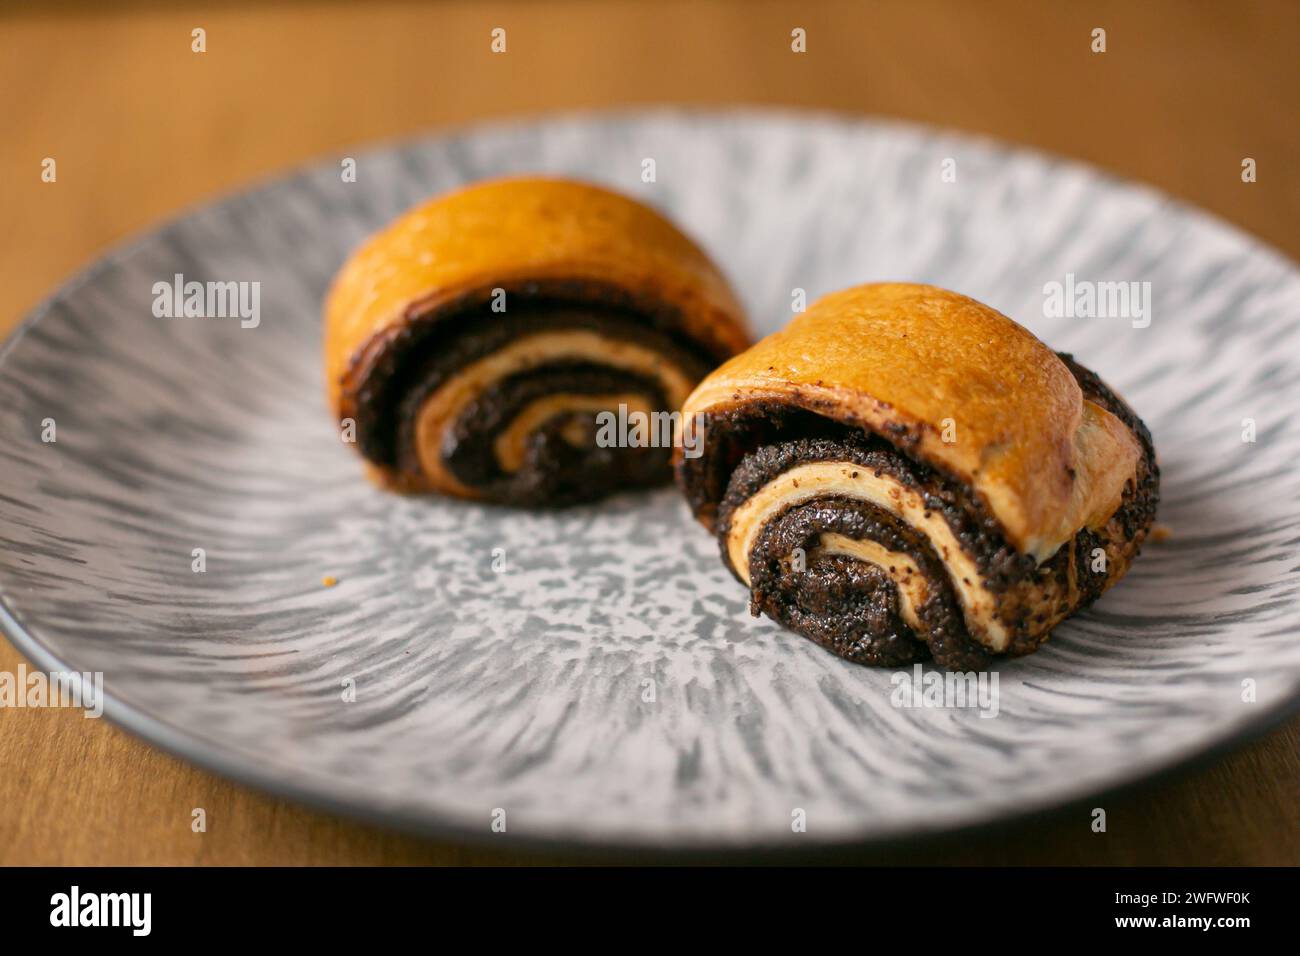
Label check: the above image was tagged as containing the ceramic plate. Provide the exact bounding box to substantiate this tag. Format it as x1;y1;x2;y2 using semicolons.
3;110;1298;855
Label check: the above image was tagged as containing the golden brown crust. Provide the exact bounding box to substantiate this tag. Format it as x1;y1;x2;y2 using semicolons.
679;283;1141;560
325;176;750;433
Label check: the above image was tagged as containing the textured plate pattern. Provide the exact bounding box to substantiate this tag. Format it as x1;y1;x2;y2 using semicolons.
1;112;1299;849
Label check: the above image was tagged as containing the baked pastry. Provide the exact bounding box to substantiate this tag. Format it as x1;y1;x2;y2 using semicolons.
325;176;749;505
675;283;1158;670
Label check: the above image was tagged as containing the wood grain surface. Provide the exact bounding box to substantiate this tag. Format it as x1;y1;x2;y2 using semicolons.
1;0;1297;866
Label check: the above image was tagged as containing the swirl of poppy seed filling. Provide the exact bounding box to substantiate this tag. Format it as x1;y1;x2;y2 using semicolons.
703;354;1159;670
351;300;714;506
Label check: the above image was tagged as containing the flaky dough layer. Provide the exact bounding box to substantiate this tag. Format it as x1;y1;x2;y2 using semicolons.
680;283;1141;561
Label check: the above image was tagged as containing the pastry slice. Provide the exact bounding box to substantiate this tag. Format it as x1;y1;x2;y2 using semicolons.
675;283;1158;669
325;176;749;505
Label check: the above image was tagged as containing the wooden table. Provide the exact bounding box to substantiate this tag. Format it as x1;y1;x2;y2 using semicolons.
2;0;1297;865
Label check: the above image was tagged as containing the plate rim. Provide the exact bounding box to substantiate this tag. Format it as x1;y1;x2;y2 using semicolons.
3;106;1300;858
4;589;1298;861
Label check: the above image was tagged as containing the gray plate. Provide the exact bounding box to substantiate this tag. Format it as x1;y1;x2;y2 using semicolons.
2;110;1299;855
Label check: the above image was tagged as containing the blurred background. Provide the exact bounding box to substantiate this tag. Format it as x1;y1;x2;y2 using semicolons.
2;0;1297;864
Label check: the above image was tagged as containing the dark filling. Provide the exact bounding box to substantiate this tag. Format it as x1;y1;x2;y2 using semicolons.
749;496;990;669
723;438;1001;669
698;352;1159;669
352;279;722;469
354;295;712;506
716;433;1036;594
440;362;675;506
